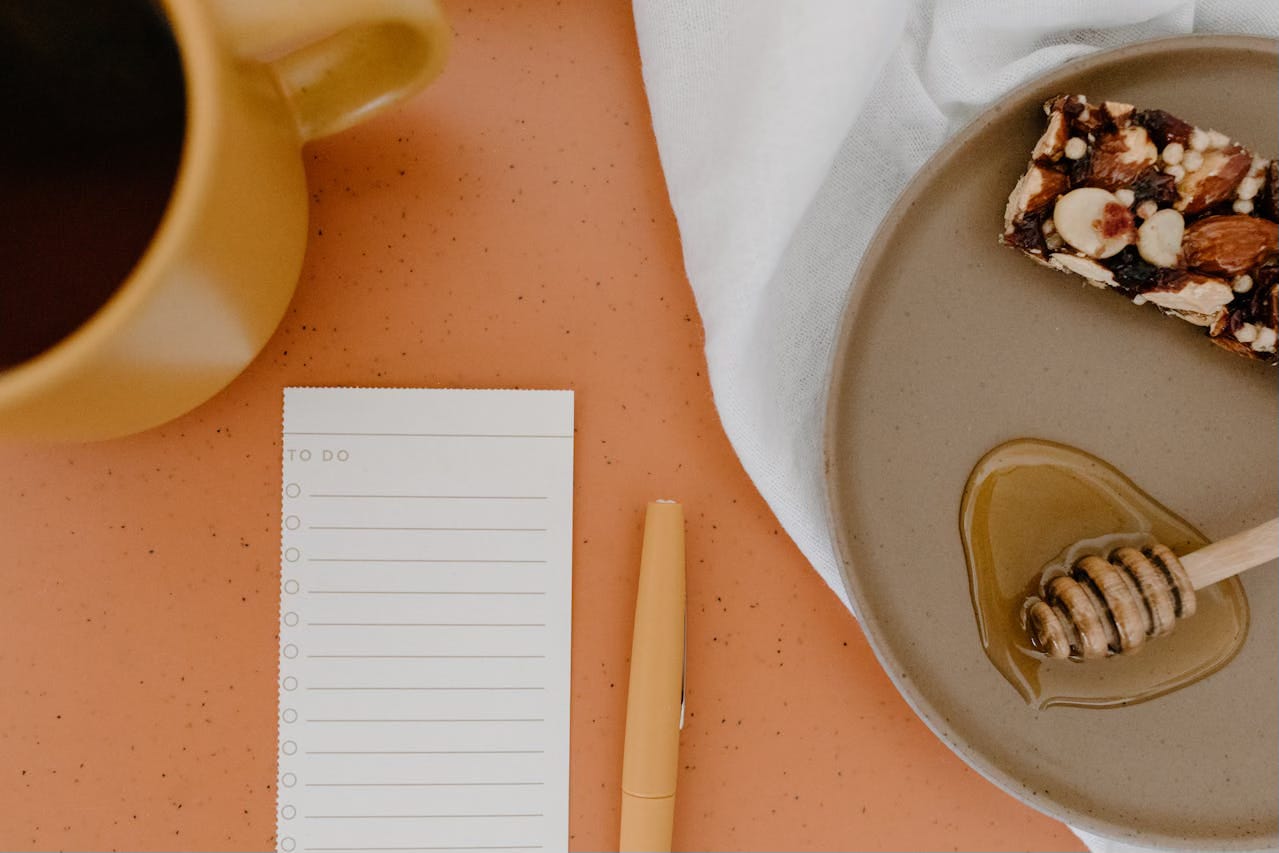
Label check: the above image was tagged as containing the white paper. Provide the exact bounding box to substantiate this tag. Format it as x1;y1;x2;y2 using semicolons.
277;388;574;853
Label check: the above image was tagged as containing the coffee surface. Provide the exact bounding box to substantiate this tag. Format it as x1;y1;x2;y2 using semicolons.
0;1;186;369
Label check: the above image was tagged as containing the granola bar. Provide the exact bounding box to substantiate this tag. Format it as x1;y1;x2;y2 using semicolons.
1002;95;1278;363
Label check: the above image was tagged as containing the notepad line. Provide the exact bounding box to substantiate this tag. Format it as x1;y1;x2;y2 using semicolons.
306;622;545;628
309;560;549;567
286;431;570;438
304;846;542;852
307;590;546;596
309;494;547;500
305;844;544;849
308;526;548;532
307;558;547;564
306;686;545;692
306;718;544;723
306;749;545;755
304;781;545;787
304;659;544;665
305;813;543;819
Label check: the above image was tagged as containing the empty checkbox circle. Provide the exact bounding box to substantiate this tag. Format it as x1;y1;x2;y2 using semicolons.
281;804;297;820
284;515;301;530
283;644;298;659
283;580;300;594
282;677;298;691
281;708;298;724
283;612;299;627
283;548;300;563
284;483;301;498
282;740;298;755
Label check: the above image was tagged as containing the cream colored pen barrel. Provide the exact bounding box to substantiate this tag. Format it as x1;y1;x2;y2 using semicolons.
619;501;686;853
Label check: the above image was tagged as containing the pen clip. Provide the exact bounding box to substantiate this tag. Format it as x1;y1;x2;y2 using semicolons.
679;608;686;731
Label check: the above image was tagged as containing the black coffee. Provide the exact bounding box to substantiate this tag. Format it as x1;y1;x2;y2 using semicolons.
0;1;186;369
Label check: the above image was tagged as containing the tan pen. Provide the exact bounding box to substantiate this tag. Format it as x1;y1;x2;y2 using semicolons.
619;500;686;852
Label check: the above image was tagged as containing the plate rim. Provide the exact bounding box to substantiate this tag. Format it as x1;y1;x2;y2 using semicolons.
821;33;1278;850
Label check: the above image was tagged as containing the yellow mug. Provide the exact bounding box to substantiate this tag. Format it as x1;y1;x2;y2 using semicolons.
0;0;449;440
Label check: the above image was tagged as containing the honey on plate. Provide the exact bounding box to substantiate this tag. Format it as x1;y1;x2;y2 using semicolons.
959;439;1248;709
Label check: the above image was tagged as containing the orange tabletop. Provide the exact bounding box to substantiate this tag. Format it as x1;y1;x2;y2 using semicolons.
0;4;1087;851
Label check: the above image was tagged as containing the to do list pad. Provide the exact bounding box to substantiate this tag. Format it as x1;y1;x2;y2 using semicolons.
278;388;573;853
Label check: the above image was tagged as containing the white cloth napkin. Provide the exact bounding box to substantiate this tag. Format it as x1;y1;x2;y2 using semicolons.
632;2;1278;851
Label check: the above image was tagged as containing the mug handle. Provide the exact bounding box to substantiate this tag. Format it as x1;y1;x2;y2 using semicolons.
213;0;450;141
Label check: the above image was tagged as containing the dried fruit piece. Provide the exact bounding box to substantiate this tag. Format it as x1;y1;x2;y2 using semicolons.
1107;246;1165;293
1005;207;1052;256
1131;169;1177;209
1134;108;1194;147
1182;215;1278;276
1263;278;1279;329
1261;160;1279;221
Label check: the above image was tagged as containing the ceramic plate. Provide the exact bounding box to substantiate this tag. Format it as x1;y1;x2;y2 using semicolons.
824;36;1277;849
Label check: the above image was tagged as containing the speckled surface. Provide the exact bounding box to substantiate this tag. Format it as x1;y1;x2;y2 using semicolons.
0;3;1083;850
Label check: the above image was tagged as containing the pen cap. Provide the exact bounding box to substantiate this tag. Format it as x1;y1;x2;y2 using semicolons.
620;500;685;799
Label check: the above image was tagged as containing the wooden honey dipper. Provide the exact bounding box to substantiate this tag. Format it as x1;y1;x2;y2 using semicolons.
1025;518;1278;661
